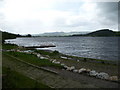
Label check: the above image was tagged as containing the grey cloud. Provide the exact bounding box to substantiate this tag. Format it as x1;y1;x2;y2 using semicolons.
66;20;94;27
56;2;118;30
54;17;91;28
96;2;118;22
0;1;119;33
54;18;67;27
92;2;118;30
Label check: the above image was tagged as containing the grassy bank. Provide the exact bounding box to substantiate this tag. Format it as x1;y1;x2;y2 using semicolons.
3;51;62;68
2;43;18;50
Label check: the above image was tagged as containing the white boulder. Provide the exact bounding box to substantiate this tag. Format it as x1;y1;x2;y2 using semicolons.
61;56;68;59
63;65;68;69
66;66;75;71
70;66;75;71
52;60;56;63
66;67;71;71
37;54;41;58
54;61;60;64
40;56;47;59
61;63;65;66
96;72;109;80
78;68;86;73
89;70;98;76
77;60;79;62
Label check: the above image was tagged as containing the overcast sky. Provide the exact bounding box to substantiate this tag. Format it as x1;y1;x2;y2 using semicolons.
0;0;119;34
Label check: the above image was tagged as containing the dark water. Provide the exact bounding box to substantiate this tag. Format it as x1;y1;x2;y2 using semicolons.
5;37;119;61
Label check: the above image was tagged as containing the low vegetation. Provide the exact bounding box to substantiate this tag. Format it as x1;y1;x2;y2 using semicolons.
3;51;62;68
2;44;18;50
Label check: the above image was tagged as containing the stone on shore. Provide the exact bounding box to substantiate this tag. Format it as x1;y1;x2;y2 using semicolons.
89;70;98;76
86;69;91;73
109;76;118;81
78;68;86;73
60;63;65;66
61;56;68;59
54;61;60;64
96;72;109;80
63;65;68;69
66;66;75;71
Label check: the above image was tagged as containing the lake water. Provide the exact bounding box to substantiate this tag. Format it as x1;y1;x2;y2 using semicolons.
5;37;119;61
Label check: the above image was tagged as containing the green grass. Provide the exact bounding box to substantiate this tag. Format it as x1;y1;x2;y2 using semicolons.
2;67;50;88
2;44;18;50
3;51;62;68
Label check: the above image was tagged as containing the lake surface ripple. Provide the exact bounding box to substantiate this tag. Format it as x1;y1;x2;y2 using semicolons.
6;37;119;61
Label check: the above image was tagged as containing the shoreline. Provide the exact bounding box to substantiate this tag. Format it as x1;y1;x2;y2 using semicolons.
2;43;119;88
2;43;118;74
36;48;118;66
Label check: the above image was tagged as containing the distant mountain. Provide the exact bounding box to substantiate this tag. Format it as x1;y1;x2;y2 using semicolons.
33;31;89;36
40;32;65;36
72;29;119;37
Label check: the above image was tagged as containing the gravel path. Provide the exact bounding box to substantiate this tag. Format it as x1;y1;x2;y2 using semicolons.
45;67;119;88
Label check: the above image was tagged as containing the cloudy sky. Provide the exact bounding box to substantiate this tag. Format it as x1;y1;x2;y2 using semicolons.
0;0;119;34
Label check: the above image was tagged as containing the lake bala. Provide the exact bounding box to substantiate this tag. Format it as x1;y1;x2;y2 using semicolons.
6;37;119;61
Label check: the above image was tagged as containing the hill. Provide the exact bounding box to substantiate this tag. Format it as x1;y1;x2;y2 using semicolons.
72;29;119;37
0;31;21;43
86;29;116;36
0;30;33;43
114;31;120;36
